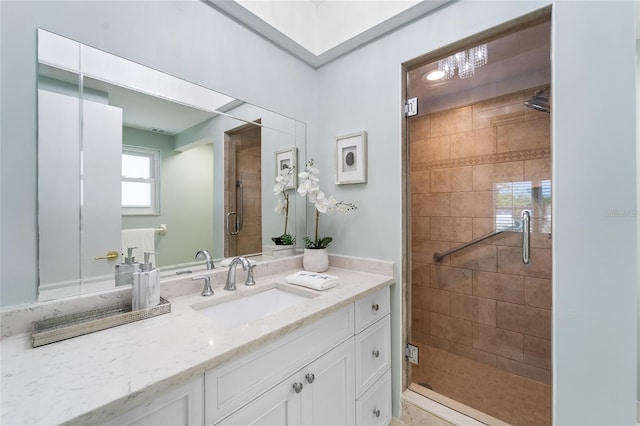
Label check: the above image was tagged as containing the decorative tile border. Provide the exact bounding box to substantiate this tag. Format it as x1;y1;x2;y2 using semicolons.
412;148;551;171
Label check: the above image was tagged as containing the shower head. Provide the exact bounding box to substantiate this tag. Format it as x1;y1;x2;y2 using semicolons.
525;87;550;113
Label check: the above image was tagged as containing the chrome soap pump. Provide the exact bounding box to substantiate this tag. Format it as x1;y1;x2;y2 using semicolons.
132;251;160;310
115;247;140;286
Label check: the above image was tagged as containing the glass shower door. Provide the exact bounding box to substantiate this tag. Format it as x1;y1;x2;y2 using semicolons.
406;20;552;425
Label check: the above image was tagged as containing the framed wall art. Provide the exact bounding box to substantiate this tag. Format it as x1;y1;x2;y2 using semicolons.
275;147;297;190
335;131;367;184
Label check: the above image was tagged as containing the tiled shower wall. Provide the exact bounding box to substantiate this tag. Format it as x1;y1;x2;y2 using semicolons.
410;88;552;384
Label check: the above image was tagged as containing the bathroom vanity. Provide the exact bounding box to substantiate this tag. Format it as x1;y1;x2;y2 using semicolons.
0;255;393;425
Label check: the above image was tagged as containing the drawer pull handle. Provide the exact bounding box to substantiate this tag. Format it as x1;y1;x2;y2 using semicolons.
293;382;303;393
372;303;379;311
372;349;380;358
373;409;381;418
305;373;315;384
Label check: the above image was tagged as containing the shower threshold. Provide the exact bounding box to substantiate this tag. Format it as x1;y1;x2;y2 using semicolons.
408;383;509;426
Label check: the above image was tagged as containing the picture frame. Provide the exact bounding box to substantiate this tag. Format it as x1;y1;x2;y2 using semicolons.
335;131;367;184
275;147;297;190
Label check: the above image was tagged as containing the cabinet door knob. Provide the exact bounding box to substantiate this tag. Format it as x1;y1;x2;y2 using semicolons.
371;303;379;311
372;349;380;358
292;382;303;393
373;409;381;418
305;373;315;384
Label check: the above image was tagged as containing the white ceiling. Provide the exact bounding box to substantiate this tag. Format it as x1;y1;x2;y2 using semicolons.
207;0;451;68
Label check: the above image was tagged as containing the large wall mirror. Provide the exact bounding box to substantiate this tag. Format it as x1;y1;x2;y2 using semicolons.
37;29;306;301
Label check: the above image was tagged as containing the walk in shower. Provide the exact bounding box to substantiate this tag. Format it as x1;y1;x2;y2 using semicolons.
406;18;552;425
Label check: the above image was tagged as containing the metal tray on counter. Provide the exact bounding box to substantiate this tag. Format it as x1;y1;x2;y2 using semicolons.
31;297;171;347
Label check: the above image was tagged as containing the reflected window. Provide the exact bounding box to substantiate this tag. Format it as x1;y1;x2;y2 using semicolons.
122;146;160;215
494;180;551;233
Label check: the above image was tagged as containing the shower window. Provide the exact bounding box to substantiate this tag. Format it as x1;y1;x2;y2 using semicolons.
494;180;551;232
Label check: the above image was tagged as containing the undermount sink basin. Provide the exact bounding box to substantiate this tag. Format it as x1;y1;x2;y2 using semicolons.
192;286;315;329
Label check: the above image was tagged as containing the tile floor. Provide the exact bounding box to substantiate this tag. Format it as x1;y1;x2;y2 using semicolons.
411;344;551;426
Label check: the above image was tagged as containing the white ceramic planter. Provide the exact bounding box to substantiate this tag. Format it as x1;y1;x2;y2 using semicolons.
303;248;329;272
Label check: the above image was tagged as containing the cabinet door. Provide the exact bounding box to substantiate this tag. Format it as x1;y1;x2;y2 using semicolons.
104;376;204;426
215;374;302;426
301;338;355;426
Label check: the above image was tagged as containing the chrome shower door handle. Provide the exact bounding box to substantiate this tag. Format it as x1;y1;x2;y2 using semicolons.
226;212;239;235
522;210;531;264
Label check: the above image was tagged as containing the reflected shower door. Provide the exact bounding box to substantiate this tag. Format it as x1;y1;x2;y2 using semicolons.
224;124;262;257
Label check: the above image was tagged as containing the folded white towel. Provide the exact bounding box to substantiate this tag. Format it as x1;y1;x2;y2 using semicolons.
286;271;338;291
219;257;257;267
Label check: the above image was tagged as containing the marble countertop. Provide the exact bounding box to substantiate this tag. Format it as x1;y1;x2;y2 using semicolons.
1;262;393;425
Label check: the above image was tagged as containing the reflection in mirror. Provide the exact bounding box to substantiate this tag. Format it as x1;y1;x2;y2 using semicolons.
36;29;306;301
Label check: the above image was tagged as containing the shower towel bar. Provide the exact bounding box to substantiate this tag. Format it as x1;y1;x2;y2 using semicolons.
433;230;504;262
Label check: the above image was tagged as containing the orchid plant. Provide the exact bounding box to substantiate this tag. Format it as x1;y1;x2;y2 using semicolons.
297;159;357;249
273;165;296;245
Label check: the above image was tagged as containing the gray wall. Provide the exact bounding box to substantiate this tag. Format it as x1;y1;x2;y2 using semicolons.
0;0;316;306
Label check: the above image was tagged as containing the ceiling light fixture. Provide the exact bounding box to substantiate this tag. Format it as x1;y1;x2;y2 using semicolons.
437;43;488;80
425;70;445;81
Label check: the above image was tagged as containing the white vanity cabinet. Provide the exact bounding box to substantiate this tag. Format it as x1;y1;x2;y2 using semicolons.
103;376;204;426
103;286;391;426
205;304;355;424
216;338;355;426
207;286;391;426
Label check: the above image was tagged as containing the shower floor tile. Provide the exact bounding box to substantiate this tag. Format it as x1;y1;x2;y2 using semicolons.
411;344;551;426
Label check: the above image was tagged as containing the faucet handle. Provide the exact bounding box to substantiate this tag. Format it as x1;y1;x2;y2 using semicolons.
244;263;256;286
192;275;213;297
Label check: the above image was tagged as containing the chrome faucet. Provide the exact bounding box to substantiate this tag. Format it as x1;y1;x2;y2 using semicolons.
191;275;213;297
195;249;215;270
224;256;255;291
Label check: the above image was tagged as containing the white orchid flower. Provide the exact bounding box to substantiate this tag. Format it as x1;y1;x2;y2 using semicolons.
326;195;338;214
274;196;287;214
297;174;319;196
313;191;329;213
296;159;357;248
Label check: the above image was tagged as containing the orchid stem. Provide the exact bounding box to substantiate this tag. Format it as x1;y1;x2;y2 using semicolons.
283;194;289;235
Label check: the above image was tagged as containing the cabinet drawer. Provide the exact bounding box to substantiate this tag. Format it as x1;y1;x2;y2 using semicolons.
356;369;391;426
355;315;390;397
354;287;390;333
206;304;354;424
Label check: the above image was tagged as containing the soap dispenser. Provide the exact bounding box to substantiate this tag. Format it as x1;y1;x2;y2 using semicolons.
115;247;140;287
132;252;160;310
